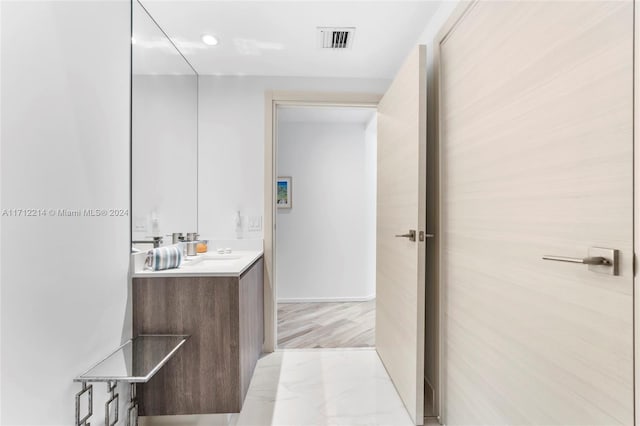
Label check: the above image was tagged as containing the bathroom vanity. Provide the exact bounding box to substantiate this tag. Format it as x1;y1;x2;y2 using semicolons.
132;251;264;416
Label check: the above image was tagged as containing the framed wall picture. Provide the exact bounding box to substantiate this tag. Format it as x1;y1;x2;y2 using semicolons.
277;176;292;209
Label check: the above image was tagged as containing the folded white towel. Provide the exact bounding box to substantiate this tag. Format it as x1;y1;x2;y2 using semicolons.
145;244;183;271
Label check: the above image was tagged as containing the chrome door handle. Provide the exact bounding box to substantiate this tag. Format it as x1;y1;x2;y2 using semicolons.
542;247;619;276
542;255;610;265
395;230;416;242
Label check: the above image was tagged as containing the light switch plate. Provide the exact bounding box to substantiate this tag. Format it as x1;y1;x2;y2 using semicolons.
248;215;262;232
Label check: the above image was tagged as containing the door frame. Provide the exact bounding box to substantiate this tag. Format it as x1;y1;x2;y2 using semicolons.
436;1;638;424
634;0;639;423
434;4;475;423
263;91;381;353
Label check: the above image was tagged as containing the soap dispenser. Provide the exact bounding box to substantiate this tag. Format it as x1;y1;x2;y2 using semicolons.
151;211;160;237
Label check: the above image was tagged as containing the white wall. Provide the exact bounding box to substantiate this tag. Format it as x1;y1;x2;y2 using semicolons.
364;115;377;301
276;121;376;302
132;75;198;243
197;76;389;241
1;1;131;424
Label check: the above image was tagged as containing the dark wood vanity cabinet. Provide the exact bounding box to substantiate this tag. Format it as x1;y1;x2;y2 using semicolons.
132;257;264;416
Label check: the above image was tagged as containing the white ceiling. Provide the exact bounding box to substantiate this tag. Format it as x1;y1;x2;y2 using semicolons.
278;106;376;124
139;1;442;78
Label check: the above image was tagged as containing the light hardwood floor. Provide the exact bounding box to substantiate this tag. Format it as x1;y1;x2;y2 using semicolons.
277;301;375;349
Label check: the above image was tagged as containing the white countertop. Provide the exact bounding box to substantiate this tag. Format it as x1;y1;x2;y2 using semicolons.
131;249;264;278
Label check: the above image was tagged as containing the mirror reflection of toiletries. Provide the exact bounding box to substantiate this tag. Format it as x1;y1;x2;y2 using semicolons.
131;0;198;252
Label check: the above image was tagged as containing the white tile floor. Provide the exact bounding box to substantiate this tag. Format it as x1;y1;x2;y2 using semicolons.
141;349;416;426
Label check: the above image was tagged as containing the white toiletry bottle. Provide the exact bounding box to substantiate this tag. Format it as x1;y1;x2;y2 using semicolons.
151;211;160;240
235;210;242;239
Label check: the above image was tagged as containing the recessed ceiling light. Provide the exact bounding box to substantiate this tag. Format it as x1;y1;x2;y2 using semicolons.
202;34;218;46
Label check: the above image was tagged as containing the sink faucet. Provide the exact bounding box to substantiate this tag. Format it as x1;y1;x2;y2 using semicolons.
167;233;185;244
132;236;163;248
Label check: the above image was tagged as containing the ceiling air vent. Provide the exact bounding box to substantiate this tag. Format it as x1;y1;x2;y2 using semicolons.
317;27;355;49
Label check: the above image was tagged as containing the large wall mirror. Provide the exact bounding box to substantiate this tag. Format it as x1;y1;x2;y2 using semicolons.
131;0;198;251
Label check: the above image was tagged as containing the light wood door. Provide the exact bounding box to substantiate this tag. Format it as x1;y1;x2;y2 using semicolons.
376;45;427;425
439;1;634;425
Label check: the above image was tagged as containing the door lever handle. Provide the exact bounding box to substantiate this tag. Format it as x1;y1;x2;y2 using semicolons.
542;255;610;265
542;247;619;276
395;230;416;242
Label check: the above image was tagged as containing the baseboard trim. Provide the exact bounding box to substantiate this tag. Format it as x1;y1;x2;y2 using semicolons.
277;294;376;303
